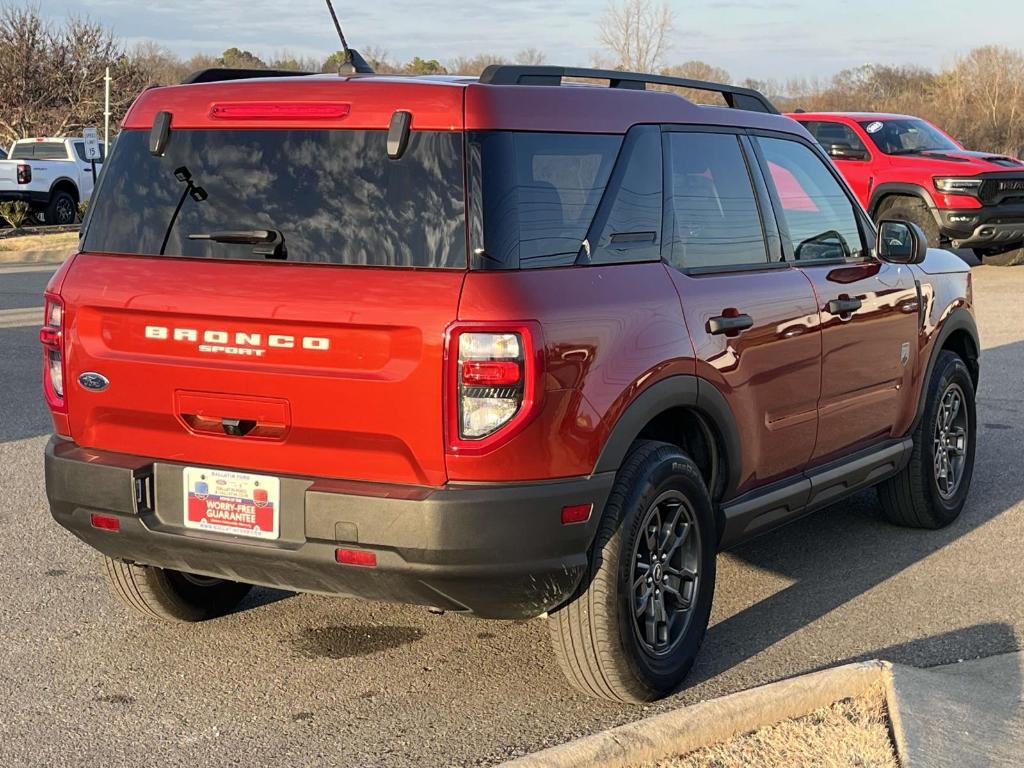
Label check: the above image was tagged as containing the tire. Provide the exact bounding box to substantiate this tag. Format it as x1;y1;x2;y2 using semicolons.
548;441;716;703
974;247;1024;267
878;351;976;528
44;190;77;226
102;556;252;623
877;198;941;248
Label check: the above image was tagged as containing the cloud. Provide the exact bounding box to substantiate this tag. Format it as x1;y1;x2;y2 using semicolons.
40;0;1024;82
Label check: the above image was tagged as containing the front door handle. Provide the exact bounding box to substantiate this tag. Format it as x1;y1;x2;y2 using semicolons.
827;295;862;315
708;311;754;336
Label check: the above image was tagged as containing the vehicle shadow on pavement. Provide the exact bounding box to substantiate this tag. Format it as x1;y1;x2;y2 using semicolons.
689;338;1023;688
234;586;295;614
832;621;1020;668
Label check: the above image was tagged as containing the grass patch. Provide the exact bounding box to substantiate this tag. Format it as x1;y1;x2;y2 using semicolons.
651;695;898;768
0;231;79;257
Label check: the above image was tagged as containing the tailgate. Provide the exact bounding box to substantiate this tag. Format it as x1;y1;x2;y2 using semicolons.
60;253;464;486
0;161;19;186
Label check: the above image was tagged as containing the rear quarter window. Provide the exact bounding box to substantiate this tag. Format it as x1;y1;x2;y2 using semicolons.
468;132;622;268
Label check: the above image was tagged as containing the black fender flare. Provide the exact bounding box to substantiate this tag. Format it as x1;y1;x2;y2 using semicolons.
593;375;742;500
869;183;942;228
47;177;80;202
910;307;980;434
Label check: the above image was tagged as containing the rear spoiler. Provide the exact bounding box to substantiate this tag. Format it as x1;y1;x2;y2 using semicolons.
181;68;317;85
478;65;778;114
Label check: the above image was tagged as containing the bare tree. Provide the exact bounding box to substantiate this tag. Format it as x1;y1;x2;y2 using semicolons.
515;48;547;66
448;53;506;76
939;47;1024;156
598;0;675;72
0;6;52;144
0;7;145;145
132;41;192;86
664;60;730;84
656;60;732;104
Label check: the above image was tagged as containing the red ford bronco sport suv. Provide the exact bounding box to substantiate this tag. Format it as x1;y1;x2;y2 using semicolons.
789;111;1024;263
43;65;979;703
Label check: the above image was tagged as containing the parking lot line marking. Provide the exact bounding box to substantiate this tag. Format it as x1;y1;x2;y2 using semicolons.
0;307;42;329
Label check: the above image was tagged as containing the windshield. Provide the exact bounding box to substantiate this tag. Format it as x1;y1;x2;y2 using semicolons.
82;129;466;268
858;118;960;155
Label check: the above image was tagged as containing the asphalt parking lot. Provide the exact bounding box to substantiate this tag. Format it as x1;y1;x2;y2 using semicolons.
1;261;1021;767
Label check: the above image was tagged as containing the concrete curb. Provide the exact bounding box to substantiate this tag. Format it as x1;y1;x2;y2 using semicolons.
0;245;75;265
502;661;893;768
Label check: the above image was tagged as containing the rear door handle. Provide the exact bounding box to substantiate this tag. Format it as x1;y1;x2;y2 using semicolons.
708;312;754;336
827;296;862;315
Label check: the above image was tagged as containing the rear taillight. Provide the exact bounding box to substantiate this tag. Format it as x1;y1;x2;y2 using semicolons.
16;163;31;184
446;324;542;454
39;294;66;413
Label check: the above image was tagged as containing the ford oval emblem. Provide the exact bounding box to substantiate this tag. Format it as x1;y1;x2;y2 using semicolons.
78;372;109;392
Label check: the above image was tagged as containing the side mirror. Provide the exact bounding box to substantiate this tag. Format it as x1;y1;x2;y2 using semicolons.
828;143;869;161
877;219;928;264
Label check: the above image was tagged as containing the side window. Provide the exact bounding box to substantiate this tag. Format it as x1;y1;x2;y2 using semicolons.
664;131;768;270
756;136;865;261
74;141;107;162
469;131;622;268
587;125;662;265
804;121;867;154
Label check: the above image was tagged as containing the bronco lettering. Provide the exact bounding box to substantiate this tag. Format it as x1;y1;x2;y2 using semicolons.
144;325;330;353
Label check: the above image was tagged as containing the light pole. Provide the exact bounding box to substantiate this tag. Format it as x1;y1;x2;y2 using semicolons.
103;67;111;151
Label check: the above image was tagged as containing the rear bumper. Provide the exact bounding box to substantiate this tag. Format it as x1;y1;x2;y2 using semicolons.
0;189;46;205
45;437;614;619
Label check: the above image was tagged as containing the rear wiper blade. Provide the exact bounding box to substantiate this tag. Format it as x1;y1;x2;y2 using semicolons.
188;229;287;259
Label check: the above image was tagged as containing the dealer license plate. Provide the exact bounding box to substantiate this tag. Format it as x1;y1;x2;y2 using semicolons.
182;467;280;540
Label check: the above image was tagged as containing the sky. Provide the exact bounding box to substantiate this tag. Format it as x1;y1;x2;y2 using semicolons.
40;0;1024;82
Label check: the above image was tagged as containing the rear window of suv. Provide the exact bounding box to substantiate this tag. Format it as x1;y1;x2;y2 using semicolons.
82;129;466;268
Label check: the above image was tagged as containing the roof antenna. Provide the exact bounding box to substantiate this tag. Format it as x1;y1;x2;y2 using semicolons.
324;0;374;75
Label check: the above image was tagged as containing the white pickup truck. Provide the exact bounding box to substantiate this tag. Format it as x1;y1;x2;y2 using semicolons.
0;137;105;225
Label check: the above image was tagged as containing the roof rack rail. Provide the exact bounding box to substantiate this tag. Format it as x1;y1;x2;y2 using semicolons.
478;65;778;114
181;68;318;85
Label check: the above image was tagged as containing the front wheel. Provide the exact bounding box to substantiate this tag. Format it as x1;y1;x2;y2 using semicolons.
878;351;976;528
974;247;1024;267
102;557;252;623
548;441;716;703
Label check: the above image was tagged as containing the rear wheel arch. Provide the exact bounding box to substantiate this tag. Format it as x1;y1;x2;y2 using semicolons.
49;178;80;203
593;376;741;507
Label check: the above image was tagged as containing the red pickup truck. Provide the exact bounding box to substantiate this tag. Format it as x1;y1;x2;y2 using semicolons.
43;67;979;703
789;111;1024;264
